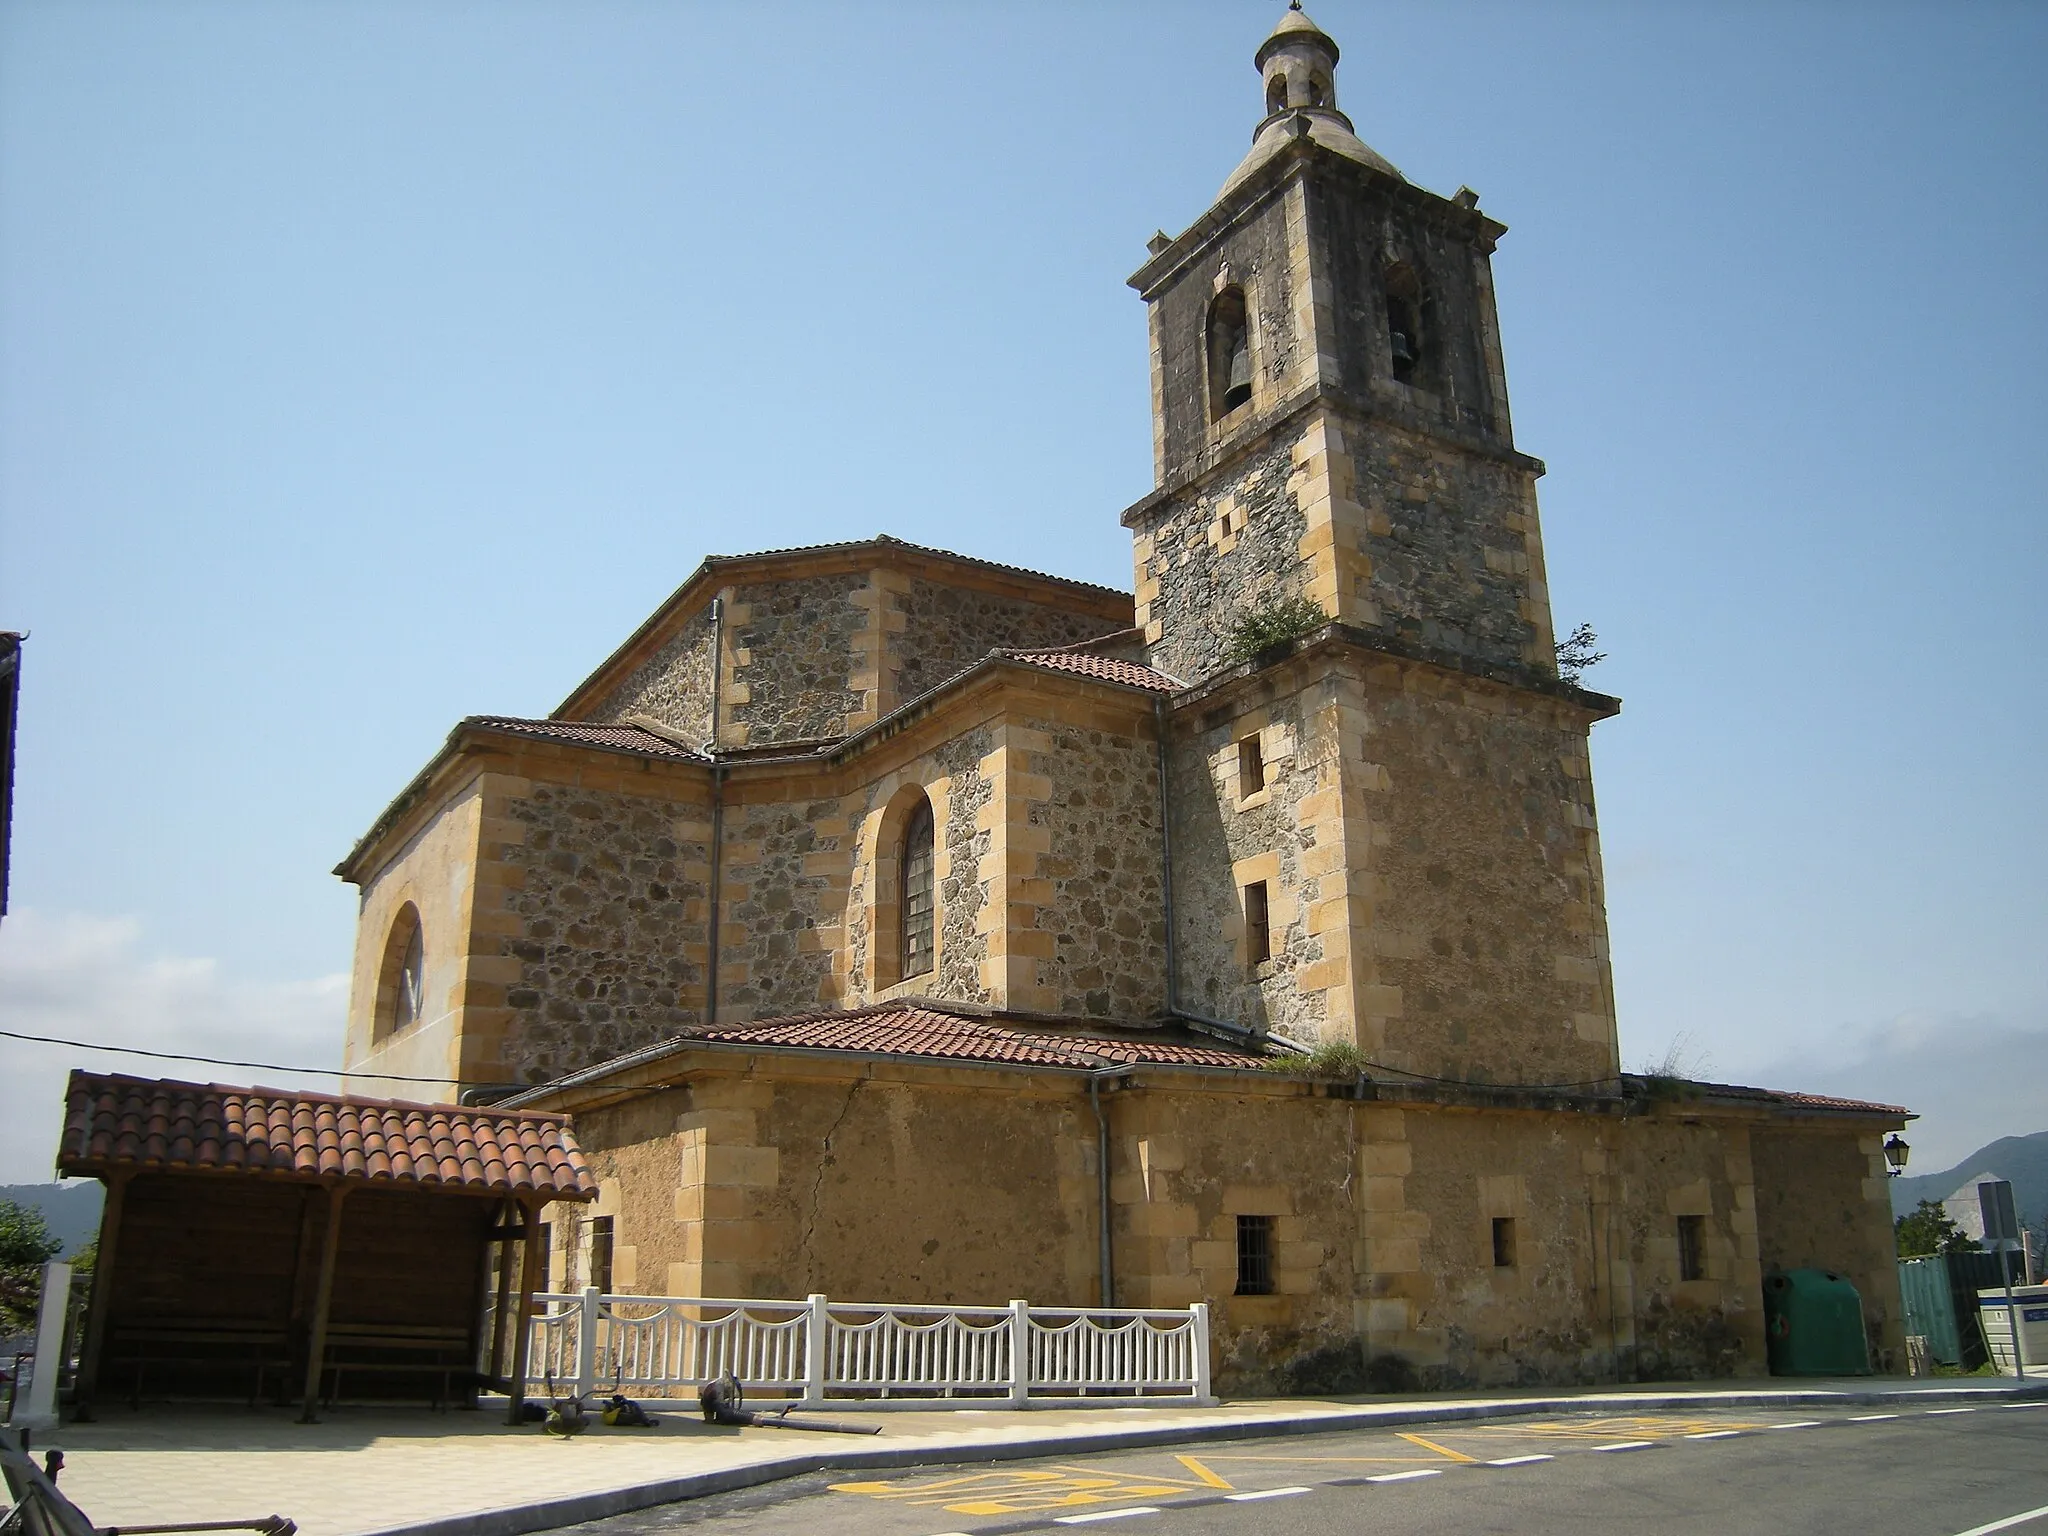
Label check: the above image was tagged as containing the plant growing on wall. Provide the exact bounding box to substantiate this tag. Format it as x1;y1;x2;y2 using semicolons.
1555;622;1606;684
1262;1037;1372;1080
1223;596;1329;664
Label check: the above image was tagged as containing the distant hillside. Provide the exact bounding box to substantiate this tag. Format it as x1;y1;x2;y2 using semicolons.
1891;1131;2048;1225
0;1181;103;1257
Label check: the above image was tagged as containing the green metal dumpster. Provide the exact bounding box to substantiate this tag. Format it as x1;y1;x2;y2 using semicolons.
1763;1268;1870;1376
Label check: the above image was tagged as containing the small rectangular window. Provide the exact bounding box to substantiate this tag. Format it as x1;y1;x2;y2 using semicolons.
1235;1214;1275;1296
1677;1214;1706;1281
590;1215;614;1294
1244;881;1270;967
1492;1216;1516;1269
1237;734;1265;798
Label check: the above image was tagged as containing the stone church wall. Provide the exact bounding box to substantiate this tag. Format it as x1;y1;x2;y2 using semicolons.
1167;687;1330;1045
1751;1125;1907;1370
891;577;1127;706
487;774;712;1085
1134;436;1310;685
554;1060;1867;1392
1346;422;1548;675
716;790;854;1021
1018;713;1168;1021
1346;660;1617;1085
583;606;716;742
727;572;870;744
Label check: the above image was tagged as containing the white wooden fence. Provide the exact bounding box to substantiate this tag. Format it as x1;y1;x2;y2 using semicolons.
512;1291;1213;1408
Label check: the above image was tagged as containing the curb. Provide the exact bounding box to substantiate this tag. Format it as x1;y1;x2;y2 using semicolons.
356;1380;2048;1536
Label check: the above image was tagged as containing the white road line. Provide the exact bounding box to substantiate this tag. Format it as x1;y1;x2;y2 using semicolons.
1686;1430;1742;1440
1054;1510;1162;1526
1593;1440;1657;1452
1225;1487;1312;1501
1947;1503;2048;1536
1927;1407;1979;1415
1767;1420;1822;1429
1486;1454;1556;1467
1849;1413;1899;1421
1367;1468;1445;1483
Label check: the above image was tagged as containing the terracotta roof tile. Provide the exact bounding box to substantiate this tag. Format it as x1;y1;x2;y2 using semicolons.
995;648;1183;693
470;716;704;762
58;1073;598;1200
685;1004;1264;1071
1670;1077;1909;1117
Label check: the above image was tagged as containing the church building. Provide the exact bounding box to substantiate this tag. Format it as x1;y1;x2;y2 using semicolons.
335;6;1907;1391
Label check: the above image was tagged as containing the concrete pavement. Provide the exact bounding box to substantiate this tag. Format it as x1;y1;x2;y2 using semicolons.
25;1378;2048;1536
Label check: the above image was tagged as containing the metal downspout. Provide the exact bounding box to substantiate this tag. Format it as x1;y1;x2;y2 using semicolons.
1088;1071;1120;1308
1154;697;1178;1016
706;595;725;1026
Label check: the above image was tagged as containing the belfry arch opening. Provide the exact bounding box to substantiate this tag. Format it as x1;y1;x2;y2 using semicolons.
1208;286;1252;419
1384;262;1427;387
374;903;426;1043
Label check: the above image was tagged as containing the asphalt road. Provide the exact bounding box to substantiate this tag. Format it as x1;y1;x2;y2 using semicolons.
558;1401;2048;1536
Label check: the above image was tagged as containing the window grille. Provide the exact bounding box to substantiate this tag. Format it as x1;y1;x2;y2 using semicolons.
1677;1214;1706;1281
1238;734;1265;798
1492;1216;1517;1268
1244;881;1271;967
1236;1214;1275;1296
589;1215;614;1294
901;798;936;979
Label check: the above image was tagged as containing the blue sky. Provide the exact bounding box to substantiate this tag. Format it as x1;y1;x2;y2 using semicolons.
1;0;2042;1183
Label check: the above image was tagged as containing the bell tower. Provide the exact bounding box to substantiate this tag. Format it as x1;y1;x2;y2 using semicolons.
1125;2;1557;688
1138;6;1621;1089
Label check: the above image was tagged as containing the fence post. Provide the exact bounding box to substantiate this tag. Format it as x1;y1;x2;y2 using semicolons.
16;1261;71;1430
802;1294;830;1409
575;1285;600;1399
1007;1300;1031;1408
1190;1303;1213;1404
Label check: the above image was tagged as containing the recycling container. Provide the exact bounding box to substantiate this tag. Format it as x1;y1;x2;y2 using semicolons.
1763;1268;1870;1376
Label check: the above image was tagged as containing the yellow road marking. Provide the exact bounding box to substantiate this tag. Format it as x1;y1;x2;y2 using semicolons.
1398;1431;1480;1464
1175;1455;1235;1490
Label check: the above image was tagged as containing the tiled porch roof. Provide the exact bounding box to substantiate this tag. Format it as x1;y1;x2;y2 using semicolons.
689;1003;1264;1070
58;1072;599;1199
995;647;1183;694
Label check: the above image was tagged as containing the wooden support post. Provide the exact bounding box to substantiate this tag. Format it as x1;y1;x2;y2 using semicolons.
503;1197;546;1425
71;1171;129;1421
297;1185;348;1423
487;1200;518;1383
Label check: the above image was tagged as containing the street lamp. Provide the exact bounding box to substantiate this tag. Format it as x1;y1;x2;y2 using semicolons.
1883;1133;1911;1177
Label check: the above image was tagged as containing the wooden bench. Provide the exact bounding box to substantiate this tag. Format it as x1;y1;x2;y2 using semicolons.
318;1324;477;1409
107;1323;291;1407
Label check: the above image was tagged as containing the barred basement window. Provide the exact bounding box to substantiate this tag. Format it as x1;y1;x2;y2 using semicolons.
1677;1214;1706;1281
1492;1216;1517;1268
589;1215;614;1293
900;796;936;979
1244;881;1271;967
1236;1214;1275;1296
1237;734;1265;798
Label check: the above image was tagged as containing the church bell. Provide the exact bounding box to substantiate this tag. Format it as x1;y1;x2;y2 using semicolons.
1224;333;1253;410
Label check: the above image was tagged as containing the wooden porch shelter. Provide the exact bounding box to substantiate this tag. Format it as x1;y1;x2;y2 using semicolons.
57;1072;597;1422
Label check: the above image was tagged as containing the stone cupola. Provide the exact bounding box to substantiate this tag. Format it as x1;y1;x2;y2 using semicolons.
1221;2;1400;198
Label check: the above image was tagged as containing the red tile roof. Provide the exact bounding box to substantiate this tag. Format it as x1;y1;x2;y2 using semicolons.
687;1004;1264;1070
1671;1078;1909;1117
469;715;704;761
58;1073;599;1200
996;647;1183;693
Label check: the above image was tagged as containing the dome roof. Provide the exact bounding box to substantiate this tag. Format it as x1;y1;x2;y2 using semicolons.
1220;111;1401;199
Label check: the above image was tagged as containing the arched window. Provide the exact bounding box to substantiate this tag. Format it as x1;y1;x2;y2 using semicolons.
1207;286;1252;420
1304;73;1328;107
1265;74;1287;115
375;904;426;1042
1384;262;1427;387
899;797;935;980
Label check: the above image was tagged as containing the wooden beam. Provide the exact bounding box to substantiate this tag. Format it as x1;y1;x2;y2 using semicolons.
71;1169;130;1421
502;1196;546;1425
297;1185;348;1423
487;1199;517;1383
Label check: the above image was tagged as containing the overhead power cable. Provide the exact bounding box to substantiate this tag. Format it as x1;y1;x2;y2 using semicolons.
0;1026;515;1088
